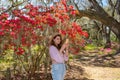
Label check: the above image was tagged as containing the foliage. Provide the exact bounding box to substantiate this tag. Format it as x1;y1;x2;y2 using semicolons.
84;44;97;50
0;0;88;79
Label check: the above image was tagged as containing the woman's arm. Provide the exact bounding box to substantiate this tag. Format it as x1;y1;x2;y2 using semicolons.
60;39;69;54
59;44;67;54
49;46;63;63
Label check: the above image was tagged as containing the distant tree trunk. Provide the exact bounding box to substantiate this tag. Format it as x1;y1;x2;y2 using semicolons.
116;0;120;15
93;21;103;46
104;27;111;48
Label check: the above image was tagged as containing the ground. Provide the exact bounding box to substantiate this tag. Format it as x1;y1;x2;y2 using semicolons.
1;50;120;80
84;66;120;80
64;49;120;80
65;60;120;80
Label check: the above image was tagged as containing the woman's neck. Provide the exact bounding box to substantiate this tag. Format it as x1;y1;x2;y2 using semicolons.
55;43;58;46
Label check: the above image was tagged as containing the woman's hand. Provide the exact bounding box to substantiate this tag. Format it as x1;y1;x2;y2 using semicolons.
64;43;69;49
62;39;69;49
60;43;67;53
65;39;69;49
60;39;69;54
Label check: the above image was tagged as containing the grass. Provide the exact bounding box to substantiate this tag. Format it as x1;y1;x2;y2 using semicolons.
84;44;97;50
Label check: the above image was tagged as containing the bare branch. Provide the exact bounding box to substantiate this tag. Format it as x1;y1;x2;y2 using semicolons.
108;0;118;17
1;0;28;14
108;0;114;7
88;0;107;15
116;0;120;15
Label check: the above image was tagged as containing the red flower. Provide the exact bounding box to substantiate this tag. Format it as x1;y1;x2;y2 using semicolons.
4;20;10;24
22;37;26;43
46;17;57;27
58;29;66;35
12;10;21;16
70;10;76;16
69;5;74;10
37;26;43;30
16;47;25;55
55;13;61;17
0;27;5;36
37;26;42;29
82;31;89;38
70;47;79;55
0;21;2;25
0;13;9;20
10;32;16;37
59;16;64;23
62;0;68;12
0;31;4;36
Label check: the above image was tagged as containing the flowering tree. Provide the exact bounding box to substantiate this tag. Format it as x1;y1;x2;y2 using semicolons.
0;0;88;79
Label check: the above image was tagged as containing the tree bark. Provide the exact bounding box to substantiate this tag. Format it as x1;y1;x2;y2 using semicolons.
76;10;120;39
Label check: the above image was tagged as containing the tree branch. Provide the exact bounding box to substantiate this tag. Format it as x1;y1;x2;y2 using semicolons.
74;0;120;39
1;0;27;14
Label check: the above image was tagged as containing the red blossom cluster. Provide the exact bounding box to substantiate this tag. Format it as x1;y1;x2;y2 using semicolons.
46;17;57;27
15;47;25;55
0;0;88;55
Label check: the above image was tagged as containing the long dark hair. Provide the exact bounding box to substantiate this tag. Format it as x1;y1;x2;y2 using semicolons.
50;34;63;50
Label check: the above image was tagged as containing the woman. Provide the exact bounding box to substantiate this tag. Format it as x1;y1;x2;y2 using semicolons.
49;33;69;80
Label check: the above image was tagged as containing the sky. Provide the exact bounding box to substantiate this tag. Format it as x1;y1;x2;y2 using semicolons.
0;0;108;9
102;0;108;6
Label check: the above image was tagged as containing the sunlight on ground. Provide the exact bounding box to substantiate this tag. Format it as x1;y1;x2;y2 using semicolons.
84;66;120;80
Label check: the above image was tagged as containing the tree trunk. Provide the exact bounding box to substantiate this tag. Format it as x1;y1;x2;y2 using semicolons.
104;27;111;48
76;10;120;39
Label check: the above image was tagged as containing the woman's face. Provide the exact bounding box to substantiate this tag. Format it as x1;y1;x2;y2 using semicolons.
53;36;61;46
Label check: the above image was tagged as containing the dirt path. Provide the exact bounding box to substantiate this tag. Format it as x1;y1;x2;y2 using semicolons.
65;58;120;80
84;66;120;80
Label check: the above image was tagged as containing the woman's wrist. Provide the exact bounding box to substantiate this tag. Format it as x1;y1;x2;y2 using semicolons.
65;53;69;57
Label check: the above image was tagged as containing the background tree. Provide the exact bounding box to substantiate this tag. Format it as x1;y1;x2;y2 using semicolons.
71;0;120;53
0;0;88;79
